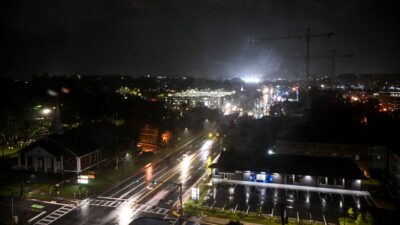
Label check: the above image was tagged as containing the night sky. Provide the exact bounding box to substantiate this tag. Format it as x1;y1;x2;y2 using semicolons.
1;0;399;79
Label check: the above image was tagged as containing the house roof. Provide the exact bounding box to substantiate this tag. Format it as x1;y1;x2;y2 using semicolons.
20;137;77;157
20;125;102;157
210;151;365;179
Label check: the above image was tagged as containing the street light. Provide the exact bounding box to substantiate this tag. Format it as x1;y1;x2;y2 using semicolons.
268;149;275;155
41;108;52;115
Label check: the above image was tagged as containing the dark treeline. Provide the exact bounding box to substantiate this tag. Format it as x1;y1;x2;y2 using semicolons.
220;89;400;156
0;75;223;158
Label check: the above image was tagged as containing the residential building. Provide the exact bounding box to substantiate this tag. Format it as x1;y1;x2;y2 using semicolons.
18;131;104;174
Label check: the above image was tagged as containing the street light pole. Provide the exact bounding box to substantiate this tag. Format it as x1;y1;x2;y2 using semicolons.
19;174;24;225
11;195;14;224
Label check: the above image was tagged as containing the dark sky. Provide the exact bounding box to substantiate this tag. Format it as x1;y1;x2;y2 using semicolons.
1;0;399;79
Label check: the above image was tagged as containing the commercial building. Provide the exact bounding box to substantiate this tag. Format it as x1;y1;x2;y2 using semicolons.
167;89;235;110
210;152;365;190
137;125;159;153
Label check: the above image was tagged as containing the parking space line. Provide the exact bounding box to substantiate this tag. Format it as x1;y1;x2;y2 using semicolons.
210;200;216;209
233;204;238;213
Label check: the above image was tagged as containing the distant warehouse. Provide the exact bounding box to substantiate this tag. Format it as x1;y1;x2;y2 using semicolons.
210;151;365;190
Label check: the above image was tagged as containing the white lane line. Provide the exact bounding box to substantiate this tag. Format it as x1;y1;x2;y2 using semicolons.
110;166;167;197
102;135;203;198
29;199;69;207
28;211;47;223
118;166;174;199
97;196;127;200
126;150;205;203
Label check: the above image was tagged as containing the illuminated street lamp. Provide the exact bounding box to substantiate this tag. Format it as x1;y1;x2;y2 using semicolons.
268;149;275;155
183;128;189;136
41;108;52;115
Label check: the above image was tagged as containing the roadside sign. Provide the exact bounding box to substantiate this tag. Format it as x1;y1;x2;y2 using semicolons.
191;187;199;200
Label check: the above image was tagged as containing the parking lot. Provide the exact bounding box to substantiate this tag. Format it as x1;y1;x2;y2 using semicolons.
202;183;373;224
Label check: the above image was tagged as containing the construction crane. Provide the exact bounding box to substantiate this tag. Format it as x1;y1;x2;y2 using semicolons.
300;50;354;87
329;50;354;87
252;27;334;106
253;27;334;81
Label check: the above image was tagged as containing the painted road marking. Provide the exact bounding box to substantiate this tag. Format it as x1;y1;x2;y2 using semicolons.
28;211;47;224
129;203;169;216
34;205;75;225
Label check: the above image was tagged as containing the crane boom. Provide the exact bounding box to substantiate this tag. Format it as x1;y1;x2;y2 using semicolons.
253;27;334;79
255;32;334;41
295;50;354;87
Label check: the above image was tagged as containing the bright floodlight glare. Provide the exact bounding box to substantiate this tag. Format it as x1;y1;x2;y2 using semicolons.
41;108;52;115
242;77;260;83
268;149;274;155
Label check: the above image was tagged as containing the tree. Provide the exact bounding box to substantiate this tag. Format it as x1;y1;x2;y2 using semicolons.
347;207;355;219
356;213;363;225
365;212;374;225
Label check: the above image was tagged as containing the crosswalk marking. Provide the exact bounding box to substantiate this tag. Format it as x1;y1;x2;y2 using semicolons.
86;198;170;216
129;203;170;216
87;199;123;208
34;205;76;225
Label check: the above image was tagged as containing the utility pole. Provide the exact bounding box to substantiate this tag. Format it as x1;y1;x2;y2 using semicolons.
11;195;14;224
19;174;24;225
306;27;311;81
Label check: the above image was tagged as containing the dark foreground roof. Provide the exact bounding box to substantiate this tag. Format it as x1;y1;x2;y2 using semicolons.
211;151;365;179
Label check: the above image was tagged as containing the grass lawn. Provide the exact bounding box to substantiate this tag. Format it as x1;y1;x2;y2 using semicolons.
1;146;22;158
362;178;381;186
